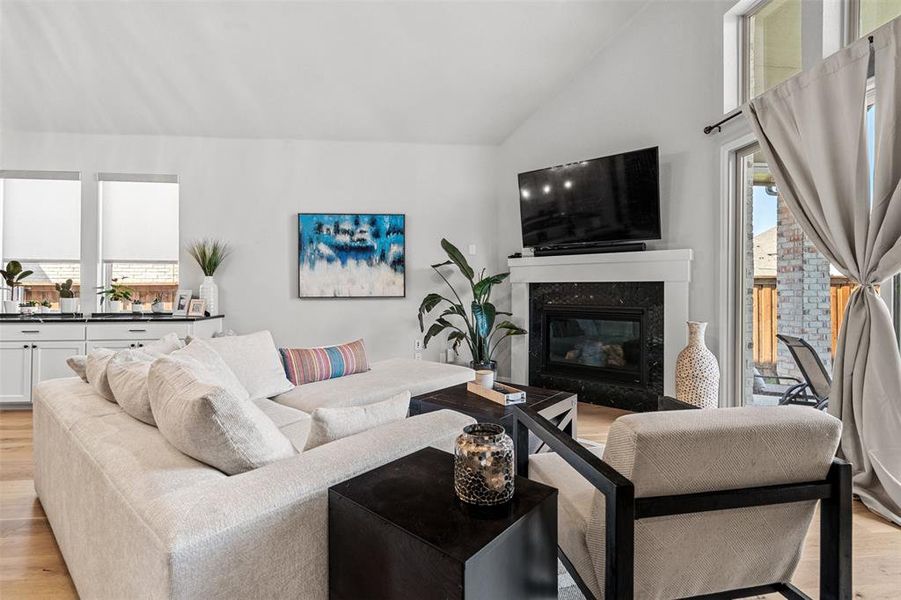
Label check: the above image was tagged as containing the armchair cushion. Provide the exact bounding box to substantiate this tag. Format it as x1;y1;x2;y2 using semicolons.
581;406;841;599
530;446;606;599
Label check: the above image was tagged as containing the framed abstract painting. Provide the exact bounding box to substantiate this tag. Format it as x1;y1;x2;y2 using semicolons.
298;213;406;298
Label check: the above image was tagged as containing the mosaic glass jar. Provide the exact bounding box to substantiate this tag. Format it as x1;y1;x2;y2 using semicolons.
454;423;515;506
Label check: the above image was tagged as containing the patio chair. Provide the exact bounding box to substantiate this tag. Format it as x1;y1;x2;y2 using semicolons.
515;404;851;600
776;334;832;410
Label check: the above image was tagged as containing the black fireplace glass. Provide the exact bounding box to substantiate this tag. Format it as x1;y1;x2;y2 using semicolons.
547;315;642;372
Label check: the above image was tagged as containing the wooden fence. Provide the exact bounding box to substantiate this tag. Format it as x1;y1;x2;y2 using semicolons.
24;284;179;310
752;277;855;368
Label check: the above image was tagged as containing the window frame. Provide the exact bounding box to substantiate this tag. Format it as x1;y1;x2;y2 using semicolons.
0;170;83;307
96;173;180;312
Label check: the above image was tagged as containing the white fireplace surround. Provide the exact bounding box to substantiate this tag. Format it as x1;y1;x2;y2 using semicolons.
508;249;693;397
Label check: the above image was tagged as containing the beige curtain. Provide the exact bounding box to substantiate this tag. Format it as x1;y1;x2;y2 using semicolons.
746;17;901;525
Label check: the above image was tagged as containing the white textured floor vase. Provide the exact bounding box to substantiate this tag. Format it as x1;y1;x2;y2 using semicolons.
674;321;719;408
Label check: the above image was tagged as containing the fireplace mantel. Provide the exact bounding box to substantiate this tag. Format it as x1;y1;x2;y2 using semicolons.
507;249;693;397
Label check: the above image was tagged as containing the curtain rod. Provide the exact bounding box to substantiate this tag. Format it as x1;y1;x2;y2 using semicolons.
704;35;875;135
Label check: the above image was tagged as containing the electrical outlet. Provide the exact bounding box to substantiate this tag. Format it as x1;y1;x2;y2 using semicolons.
468;244;477;256
414;339;423;351
414;352;423;361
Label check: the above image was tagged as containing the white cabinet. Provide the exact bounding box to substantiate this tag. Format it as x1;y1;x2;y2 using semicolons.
0;317;223;405
0;342;33;404
32;341;88;388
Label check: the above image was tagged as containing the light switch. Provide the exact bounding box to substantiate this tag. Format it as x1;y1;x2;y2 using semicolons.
468;244;477;256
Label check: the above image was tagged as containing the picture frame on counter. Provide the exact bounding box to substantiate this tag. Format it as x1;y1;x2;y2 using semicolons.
187;299;206;317
173;290;193;316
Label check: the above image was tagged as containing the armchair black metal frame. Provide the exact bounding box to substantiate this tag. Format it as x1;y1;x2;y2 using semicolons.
513;405;852;600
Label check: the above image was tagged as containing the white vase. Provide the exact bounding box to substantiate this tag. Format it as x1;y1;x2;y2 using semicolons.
199;276;218;315
60;298;78;314
108;300;122;313
151;301;165;314
675;321;720;408
3;300;19;314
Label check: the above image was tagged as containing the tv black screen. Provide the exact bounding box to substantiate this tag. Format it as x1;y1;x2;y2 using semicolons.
518;146;660;248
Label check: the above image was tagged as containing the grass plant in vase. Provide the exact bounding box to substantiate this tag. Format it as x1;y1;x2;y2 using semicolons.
188;239;231;315
418;239;527;371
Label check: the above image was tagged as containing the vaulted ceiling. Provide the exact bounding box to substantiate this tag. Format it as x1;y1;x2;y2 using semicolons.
0;0;647;144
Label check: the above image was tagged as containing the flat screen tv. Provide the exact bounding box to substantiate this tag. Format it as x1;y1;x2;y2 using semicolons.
518;146;660;249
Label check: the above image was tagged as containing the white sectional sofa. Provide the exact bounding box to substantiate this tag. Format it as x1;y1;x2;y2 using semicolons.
32;358;475;599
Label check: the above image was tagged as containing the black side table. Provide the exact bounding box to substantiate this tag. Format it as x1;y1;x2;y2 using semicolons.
329;447;558;600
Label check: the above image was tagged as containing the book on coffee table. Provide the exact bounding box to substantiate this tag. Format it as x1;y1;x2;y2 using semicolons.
466;381;526;406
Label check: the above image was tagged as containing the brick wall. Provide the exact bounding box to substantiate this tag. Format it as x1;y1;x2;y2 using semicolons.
776;197;833;378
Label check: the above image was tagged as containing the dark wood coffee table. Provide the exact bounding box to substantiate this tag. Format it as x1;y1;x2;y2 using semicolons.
329;447;558;600
410;381;577;474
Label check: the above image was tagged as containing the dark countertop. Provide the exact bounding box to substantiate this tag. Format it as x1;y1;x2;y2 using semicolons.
0;313;224;323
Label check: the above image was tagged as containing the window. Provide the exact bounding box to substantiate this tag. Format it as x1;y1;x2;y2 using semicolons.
0;171;81;309
743;0;803;101
849;0;901;40
98;174;179;310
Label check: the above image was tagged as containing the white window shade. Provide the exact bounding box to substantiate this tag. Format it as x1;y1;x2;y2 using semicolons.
1;178;81;261
100;180;179;262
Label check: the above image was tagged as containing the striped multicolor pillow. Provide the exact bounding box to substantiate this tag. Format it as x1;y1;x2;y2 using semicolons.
279;339;370;386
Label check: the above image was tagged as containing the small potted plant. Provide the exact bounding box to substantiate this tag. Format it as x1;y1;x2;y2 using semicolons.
97;278;134;313
151;295;165;314
55;279;78;314
1;261;33;314
20;300;38;316
40;299;53;314
132;299;144;314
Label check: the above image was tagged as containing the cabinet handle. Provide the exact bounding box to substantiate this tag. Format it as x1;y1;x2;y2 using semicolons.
137;343;144;348
21;330;40;334
32;344;37;349
128;329;147;333
23;344;29;349
130;343;136;348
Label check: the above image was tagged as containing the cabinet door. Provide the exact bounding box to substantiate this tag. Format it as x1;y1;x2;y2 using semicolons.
32;341;88;388
86;341;140;352
0;342;33;404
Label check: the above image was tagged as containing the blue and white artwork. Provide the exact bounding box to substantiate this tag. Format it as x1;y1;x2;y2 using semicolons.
298;213;405;298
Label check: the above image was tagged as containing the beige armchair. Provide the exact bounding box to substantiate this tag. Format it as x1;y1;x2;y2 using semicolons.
515;405;850;600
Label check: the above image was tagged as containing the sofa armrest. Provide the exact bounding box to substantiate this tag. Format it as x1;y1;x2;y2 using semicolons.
143;409;474;599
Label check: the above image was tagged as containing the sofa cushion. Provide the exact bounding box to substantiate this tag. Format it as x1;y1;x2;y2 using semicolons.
304;391;410;450
107;349;160;425
274;358;474;413
86;334;185;402
205;330;293;400
148;342;295;475
253;398;312;451
279;339;369;385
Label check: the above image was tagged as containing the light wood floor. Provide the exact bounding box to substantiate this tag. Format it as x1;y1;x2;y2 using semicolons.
1;405;899;599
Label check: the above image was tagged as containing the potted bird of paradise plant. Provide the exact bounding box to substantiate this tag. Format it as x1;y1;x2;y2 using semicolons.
418;239;526;371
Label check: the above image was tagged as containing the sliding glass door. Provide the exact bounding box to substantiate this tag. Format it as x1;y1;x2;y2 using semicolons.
734;145;852;407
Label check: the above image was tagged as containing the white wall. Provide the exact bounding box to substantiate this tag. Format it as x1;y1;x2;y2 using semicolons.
493;0;734;371
1;131;499;362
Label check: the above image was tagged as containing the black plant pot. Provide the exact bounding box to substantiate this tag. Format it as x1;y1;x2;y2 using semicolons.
470;360;497;372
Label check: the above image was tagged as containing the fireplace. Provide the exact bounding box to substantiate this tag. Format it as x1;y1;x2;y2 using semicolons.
528;282;664;411
541;306;647;386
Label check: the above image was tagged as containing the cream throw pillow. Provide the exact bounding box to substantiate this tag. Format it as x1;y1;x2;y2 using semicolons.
148;341;294;474
107;348;159;424
204;330;293;400
87;333;185;403
304;391;411;450
67;355;89;382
